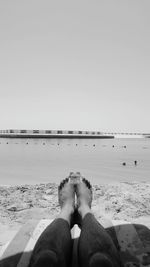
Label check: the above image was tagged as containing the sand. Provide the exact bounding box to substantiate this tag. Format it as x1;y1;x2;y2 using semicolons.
0;181;150;249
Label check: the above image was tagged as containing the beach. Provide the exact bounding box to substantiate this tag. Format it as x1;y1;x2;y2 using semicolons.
1;181;150;249
1;0;150;264
0;138;150;251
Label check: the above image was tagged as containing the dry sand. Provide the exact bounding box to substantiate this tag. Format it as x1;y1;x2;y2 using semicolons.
0;182;150;249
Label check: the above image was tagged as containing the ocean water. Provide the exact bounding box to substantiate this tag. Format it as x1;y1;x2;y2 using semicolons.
0;138;150;185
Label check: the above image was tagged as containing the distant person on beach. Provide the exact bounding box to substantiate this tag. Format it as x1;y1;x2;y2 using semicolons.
134;160;137;166
29;173;121;267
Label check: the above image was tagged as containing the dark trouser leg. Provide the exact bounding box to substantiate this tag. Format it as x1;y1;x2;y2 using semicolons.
29;218;73;267
78;213;121;267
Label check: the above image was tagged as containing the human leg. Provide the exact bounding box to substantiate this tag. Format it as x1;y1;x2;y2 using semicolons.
29;178;75;267
76;179;121;267
29;218;72;267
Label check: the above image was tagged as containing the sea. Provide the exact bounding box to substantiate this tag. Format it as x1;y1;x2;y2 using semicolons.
0;138;150;185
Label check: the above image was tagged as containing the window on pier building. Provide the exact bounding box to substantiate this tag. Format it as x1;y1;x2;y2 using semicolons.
20;130;27;133
33;130;39;133
78;131;82;134
45;130;51;134
57;130;63;134
68;131;73;134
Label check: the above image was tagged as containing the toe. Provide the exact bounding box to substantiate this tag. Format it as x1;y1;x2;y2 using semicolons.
82;178;92;190
58;178;69;191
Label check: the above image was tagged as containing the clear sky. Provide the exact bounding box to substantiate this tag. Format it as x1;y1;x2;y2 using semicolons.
0;0;150;133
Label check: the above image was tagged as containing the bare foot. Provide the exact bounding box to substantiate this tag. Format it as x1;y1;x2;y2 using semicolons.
58;178;75;226
76;178;93;219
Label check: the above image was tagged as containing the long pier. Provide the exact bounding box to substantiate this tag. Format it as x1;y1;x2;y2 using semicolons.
0;130;149;139
0;129;114;139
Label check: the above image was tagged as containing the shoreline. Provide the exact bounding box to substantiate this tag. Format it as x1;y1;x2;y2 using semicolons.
0;181;150;248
